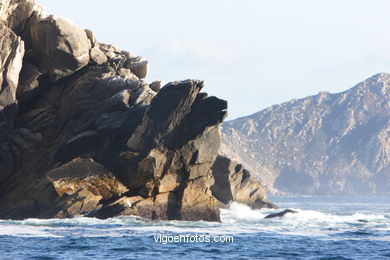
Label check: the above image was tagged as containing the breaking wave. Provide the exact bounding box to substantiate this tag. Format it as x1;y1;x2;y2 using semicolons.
0;201;388;240
1;197;390;259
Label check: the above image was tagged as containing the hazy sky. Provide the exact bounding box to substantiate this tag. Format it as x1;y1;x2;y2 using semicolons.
38;0;390;120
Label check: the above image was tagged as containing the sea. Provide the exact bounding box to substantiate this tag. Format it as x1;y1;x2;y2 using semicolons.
0;196;389;259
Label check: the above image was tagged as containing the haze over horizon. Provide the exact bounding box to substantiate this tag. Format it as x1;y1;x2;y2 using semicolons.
38;0;390;119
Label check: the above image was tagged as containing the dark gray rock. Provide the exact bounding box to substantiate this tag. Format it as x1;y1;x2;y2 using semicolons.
264;209;298;219
211;155;276;209
150;80;163;92
30;15;90;82
0;22;24;141
16;61;49;101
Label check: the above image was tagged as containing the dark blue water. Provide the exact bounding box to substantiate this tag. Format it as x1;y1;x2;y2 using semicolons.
0;196;389;259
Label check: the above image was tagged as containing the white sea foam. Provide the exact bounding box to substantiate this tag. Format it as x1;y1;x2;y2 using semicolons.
0;224;61;238
219;202;390;238
221;202;388;225
0;201;388;239
220;202;266;221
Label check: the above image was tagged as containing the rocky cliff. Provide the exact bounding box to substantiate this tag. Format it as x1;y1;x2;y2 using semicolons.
0;0;274;221
222;73;390;195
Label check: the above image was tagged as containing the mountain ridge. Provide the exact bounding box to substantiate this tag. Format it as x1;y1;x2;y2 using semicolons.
221;73;390;195
230;72;390;123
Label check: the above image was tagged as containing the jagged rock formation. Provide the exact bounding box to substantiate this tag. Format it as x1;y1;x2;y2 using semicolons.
211;155;276;209
0;0;240;221
222;73;390;195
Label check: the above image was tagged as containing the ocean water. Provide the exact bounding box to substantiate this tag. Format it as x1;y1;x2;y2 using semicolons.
0;196;389;259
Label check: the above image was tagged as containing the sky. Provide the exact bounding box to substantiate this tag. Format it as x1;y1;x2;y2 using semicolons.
38;0;390;120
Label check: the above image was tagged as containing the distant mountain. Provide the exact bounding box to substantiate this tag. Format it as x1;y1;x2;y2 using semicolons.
221;73;390;195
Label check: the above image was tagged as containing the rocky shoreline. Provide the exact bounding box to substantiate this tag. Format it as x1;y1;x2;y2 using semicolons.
0;0;275;221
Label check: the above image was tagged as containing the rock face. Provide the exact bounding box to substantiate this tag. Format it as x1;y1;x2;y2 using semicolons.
211;155;276;209
0;22;24;140
30;15;91;82
0;0;249;221
47;158;129;218
222;73;390;195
